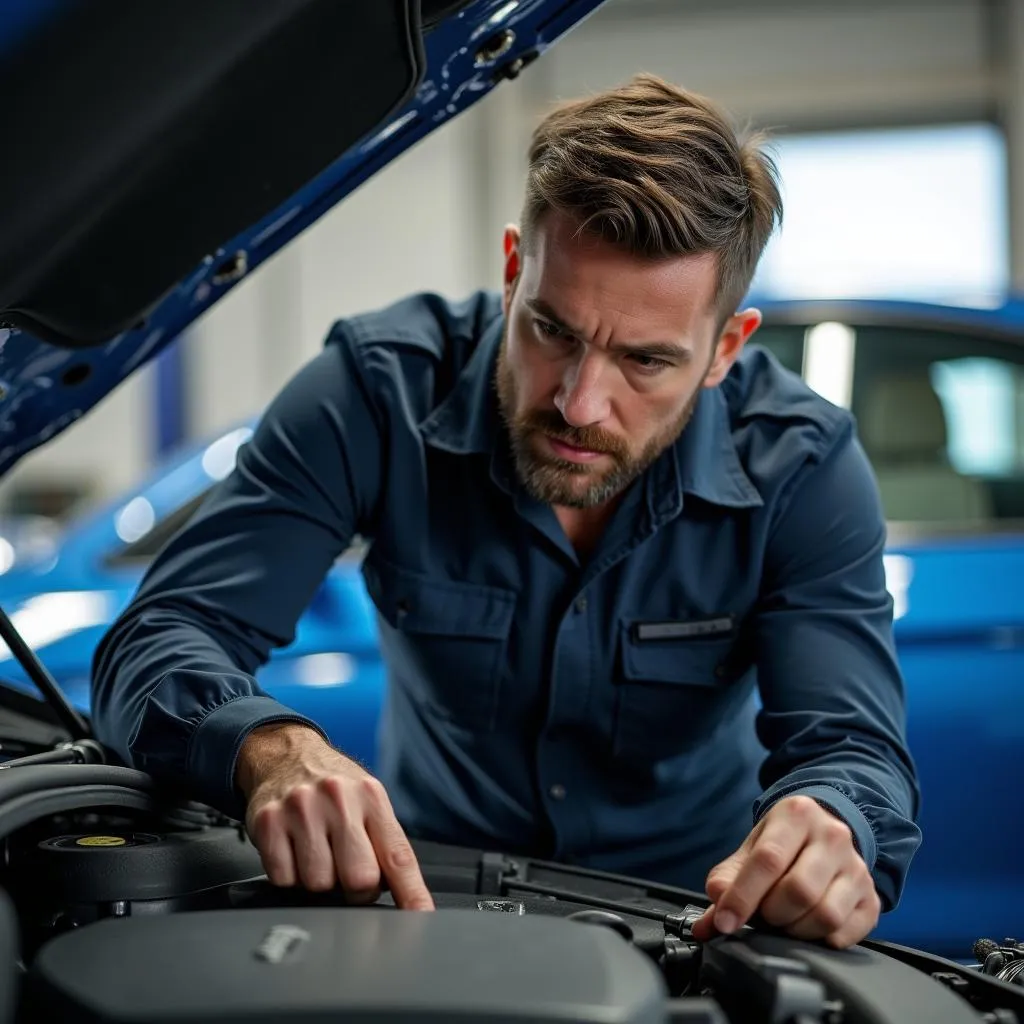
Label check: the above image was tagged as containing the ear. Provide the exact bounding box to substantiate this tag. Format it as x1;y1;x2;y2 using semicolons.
703;308;762;388
501;224;522;316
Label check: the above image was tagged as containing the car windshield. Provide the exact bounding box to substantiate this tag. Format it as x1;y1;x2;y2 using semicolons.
755;318;1024;529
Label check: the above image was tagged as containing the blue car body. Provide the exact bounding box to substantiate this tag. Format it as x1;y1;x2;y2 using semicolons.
0;295;1020;956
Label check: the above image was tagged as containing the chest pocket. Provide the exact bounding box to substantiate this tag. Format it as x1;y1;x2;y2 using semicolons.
363;556;516;732
613;621;745;762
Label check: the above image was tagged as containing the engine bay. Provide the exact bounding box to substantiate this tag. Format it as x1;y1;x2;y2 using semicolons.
0;765;1019;1024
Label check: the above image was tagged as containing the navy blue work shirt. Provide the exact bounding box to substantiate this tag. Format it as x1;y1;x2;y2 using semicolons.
92;290;921;908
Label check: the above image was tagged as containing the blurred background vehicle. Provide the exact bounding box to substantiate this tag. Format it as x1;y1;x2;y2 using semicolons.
0;515;60;579
0;423;384;771
756;297;1024;957
1;0;1021;962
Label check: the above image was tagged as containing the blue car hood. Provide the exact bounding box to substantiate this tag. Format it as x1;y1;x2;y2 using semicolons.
0;0;607;477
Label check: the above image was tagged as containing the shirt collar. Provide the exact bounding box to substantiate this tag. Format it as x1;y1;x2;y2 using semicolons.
672;385;764;510
419;313;504;456
420;315;762;511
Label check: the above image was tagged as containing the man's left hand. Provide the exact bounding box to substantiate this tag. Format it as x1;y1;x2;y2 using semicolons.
690;795;881;949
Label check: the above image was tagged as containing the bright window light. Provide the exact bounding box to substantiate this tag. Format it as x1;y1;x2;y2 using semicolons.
115;496;155;543
803;322;856;408
295;653;356;688
0;591;111;660
752;123;1009;305
883;554;914;620
0;539;14;576
931;358;1018;475
201;426;253;481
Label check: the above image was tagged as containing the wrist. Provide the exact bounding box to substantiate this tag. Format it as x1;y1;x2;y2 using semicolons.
235;721;325;798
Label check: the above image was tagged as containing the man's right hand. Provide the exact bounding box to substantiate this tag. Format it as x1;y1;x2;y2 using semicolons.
235;722;434;910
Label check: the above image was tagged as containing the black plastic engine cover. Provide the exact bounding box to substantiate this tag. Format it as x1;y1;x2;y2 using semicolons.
27;906;666;1024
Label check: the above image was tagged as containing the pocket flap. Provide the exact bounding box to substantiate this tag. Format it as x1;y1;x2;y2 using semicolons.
620;622;735;687
364;556;515;639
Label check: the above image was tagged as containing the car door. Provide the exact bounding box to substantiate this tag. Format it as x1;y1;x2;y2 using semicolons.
755;310;1024;957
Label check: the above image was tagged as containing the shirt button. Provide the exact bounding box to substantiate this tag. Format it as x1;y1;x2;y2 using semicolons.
574;596;587;613
549;783;567;801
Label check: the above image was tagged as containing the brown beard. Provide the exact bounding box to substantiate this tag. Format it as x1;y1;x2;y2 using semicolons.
495;327;705;510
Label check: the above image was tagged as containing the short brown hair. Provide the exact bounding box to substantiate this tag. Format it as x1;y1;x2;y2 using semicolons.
521;73;783;321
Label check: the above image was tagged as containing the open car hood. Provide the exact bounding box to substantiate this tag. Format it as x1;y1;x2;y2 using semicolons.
0;0;607;477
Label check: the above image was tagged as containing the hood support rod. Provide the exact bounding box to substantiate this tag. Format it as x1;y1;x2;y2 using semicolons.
0;603;91;741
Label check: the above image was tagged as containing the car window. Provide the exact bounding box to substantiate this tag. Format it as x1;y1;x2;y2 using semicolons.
757;318;1024;527
850;324;1024;525
762;318;1024;528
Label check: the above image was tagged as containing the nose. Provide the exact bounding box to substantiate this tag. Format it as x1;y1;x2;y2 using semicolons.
555;351;611;427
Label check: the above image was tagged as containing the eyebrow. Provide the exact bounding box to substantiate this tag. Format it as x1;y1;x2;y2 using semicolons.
525;297;692;362
526;298;586;337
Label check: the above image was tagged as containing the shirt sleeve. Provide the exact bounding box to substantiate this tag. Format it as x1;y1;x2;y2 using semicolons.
750;426;922;912
90;335;383;820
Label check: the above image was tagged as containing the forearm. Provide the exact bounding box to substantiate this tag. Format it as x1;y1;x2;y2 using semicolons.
92;602;328;818
753;432;922;910
92;341;384;814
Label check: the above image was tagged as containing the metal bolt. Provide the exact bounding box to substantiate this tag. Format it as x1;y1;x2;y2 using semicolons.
475;28;516;66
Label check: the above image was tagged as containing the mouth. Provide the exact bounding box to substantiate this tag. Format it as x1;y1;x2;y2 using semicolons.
544;434;608;464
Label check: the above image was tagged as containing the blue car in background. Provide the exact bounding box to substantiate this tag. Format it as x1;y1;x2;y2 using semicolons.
0;423;385;770
0;295;1021;957
755;296;1024;956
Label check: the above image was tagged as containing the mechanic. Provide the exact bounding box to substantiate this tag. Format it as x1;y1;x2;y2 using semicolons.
91;73;921;949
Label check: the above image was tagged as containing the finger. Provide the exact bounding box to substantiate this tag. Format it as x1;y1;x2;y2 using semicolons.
715;814;808;933
785;871;863;941
293;825;337;892
360;779;434;911
329;813;382;905
286;789;337;892
705;853;744;904
759;840;841;928
825;892;882;949
249;805;297;887
690;903;719;942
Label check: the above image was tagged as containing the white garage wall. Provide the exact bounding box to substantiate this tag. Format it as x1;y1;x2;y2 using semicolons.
1006;0;1024;295
0;364;157;504
4;0;1020;506
538;0;995;128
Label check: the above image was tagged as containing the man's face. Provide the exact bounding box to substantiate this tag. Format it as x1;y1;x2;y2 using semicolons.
497;211;759;510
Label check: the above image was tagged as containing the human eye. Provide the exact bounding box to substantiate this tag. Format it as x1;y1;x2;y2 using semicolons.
628;353;671;375
533;318;563;339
